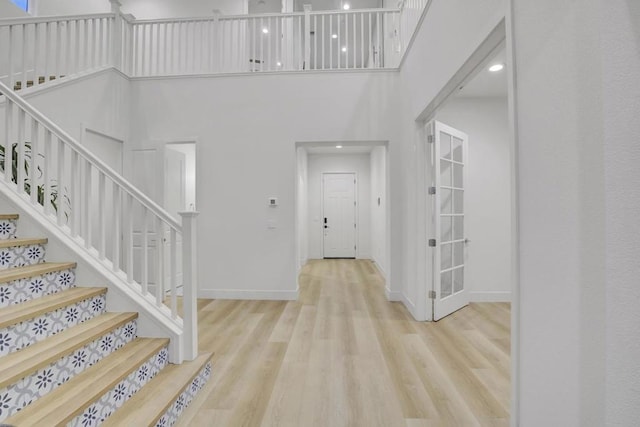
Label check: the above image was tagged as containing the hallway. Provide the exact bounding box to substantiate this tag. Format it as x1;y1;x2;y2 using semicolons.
177;260;510;426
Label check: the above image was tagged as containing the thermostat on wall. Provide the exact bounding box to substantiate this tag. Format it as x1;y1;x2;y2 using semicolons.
268;197;278;207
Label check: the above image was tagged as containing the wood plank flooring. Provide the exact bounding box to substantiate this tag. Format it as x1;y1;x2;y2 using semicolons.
177;259;510;427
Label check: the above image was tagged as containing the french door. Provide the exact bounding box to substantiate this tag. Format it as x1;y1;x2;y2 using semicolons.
429;121;469;320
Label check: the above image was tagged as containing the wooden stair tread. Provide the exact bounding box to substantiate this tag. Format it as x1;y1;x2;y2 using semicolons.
0;286;106;328
6;337;170;427
0;262;76;284
0;237;47;249
102;353;213;427
0;312;137;389
0;214;18;220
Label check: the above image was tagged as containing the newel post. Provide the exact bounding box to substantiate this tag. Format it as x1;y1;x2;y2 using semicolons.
303;4;312;70
110;0;123;70
179;211;199;361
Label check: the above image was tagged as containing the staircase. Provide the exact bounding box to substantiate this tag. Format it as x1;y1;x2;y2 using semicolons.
0;214;212;427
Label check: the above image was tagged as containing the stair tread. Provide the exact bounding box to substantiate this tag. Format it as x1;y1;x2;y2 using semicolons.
0;214;18;220
101;353;213;427
0;261;76;284
5;337;170;426
0;312;138;389
0;237;47;249
0;286;106;329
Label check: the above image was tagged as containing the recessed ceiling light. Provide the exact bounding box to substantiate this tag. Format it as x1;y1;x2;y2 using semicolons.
343;3;350;10
341;46;347;52
336;145;343;149
262;27;269;34
276;61;282;67
332;34;338;39
489;63;504;72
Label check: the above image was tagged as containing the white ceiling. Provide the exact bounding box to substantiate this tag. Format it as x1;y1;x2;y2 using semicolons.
456;47;508;98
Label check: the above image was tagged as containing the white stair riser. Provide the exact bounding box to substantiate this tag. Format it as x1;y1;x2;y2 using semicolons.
0;244;46;270
70;346;169;427
155;362;212;427
0;319;138;422
0;294;106;357
0;268;76;308
0;219;17;240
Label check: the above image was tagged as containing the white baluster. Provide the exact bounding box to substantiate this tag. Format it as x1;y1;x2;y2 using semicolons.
70;150;79;237
126;193;134;283
7;26;14;88
83;159;92;248
360;13;364;68
3;100;13;184
29;117;38;205
98;171;106;259
170;227;177;318
321;15;325;69
156;218;164;306
142;206;149;295
43;129;52;215
17;109;25;193
112;184;121;272
34;23;40;87
56;137;65;226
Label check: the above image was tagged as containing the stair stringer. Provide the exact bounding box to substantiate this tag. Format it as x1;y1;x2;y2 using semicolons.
0;190;187;364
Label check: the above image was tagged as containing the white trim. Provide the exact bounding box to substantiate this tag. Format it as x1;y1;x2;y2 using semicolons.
385;287;401;301
198;289;299;301
469;291;512;303
371;256;387;279
129;68;398;82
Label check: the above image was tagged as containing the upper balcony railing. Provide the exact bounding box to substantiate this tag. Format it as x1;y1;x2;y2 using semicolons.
124;8;401;77
0;4;415;88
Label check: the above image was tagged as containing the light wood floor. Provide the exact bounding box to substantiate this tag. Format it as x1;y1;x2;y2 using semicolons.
176;259;510;427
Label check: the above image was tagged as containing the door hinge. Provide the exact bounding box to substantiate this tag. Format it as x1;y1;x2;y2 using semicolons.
354;245;357;250
428;186;436;195
428;239;437;247
428;290;436;299
354;201;356;206
427;135;434;143
354;223;356;228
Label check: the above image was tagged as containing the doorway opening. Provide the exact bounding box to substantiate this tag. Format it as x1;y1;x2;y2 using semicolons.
295;141;390;294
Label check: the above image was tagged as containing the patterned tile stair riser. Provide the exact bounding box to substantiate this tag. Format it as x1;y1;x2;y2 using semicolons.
0;220;17;240
0;244;46;270
0;268;76;309
69;346;169;427
0;294;106;357
155;362;213;427
0;320;138;422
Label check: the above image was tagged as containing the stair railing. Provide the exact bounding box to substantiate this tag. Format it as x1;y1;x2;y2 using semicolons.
0;13;116;91
0;80;199;361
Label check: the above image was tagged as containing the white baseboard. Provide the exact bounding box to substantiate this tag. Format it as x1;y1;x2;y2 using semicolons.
371;257;387;279
470;291;512;302
198;288;299;301
385;287;402;302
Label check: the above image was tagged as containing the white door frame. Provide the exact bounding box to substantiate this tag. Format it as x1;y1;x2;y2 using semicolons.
321;171;358;259
412;16;520;425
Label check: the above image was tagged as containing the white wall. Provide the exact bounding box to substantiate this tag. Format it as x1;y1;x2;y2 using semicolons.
436;96;511;301
307;153;371;259
397;0;505;318
513;0;640;424
128;71;399;300
35;0;110;16
369;145;387;275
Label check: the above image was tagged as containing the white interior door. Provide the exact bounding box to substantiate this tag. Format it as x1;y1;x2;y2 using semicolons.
322;172;356;258
430;121;469;320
